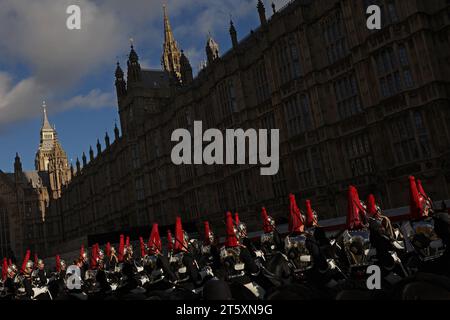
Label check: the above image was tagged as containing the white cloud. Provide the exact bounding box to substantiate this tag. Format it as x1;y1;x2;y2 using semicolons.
62;89;116;110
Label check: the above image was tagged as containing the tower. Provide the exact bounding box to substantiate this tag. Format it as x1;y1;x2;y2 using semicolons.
35;102;71;199
206;34;220;65
229;20;238;48
162;5;182;81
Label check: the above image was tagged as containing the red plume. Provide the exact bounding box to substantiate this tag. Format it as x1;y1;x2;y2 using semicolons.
148;223;162;255
366;194;380;218
409;176;426;219
167;230;174;252
118;234;125;262
90;244;99;269
225;211;239;247
289;194;304;234
204;221;212;245
305;200;318;227
105;242;111;258
56;255;61;273
139;237;146;257
174;217;184;253
125;236;130;248
347;186;366;230
8;259;12;267
262;207;273;233
34;253;38;267
417;179;432;207
80;244;85;259
2;258;8;281
234;212;240;225
21;249;31;274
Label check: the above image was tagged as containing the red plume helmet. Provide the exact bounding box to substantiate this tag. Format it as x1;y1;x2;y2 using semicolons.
347;186;366;230
148;223;162;255
289;194;304;234
409;176;426;219
167;229;174;252
90;244;98;269
366;194;380;218
21;249;31;274
417;179;432;208
105;242;111;257
234;213;240;225
262;207;273;233
204;221;212;245
80;244;85;259
2;258;8;281
305;200;318;227
56;255;61;273
139;237;146;258
174;217;184;253
225;211;239;247
118;234;125;262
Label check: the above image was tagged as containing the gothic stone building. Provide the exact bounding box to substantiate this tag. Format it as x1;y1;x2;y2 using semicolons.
3;0;450;258
0;105;71;260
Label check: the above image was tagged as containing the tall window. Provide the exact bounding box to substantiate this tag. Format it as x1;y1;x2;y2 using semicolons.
323;11;349;64
345;133;374;177
295;148;324;189
135;177;145;201
254;61;270;104
131;144;141;169
391;114;420;164
284;94;312;137
334;73;363;119
218;78;238;116
275;34;302;85
233;173;247;208
271;164;287;199
375;44;414;98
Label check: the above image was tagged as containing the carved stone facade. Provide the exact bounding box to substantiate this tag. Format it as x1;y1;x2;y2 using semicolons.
2;0;450;258
0;105;70;259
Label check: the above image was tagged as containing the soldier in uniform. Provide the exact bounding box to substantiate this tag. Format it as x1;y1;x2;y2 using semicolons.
170;217;202;291
2;264;19;300
34;259;48;287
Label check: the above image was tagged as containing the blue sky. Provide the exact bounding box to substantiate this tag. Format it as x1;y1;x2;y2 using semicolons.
0;0;289;172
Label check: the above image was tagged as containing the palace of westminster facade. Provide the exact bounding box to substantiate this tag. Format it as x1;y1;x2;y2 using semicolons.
0;0;449;259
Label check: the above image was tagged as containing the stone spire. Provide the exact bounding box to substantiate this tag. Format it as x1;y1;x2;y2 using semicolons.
42;101;52;130
257;0;267;26
162;5;181;81
206;34;220;65
229;20;238;48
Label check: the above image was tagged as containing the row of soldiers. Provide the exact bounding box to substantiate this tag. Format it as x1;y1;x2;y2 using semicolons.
1;175;449;300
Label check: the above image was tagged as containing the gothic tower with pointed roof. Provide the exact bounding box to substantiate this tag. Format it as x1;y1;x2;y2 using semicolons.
35;102;71;199
161;5;182;81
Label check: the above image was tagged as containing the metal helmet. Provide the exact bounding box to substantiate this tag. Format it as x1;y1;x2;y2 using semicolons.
143;255;158;269
26;260;34;270
284;234;313;272
404;218;445;261
37;259;44;265
97;249;105;260
110;246;116;254
183;231;190;244
341;229;375;268
7;264;18;276
60;260;66;269
236;222;247;238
